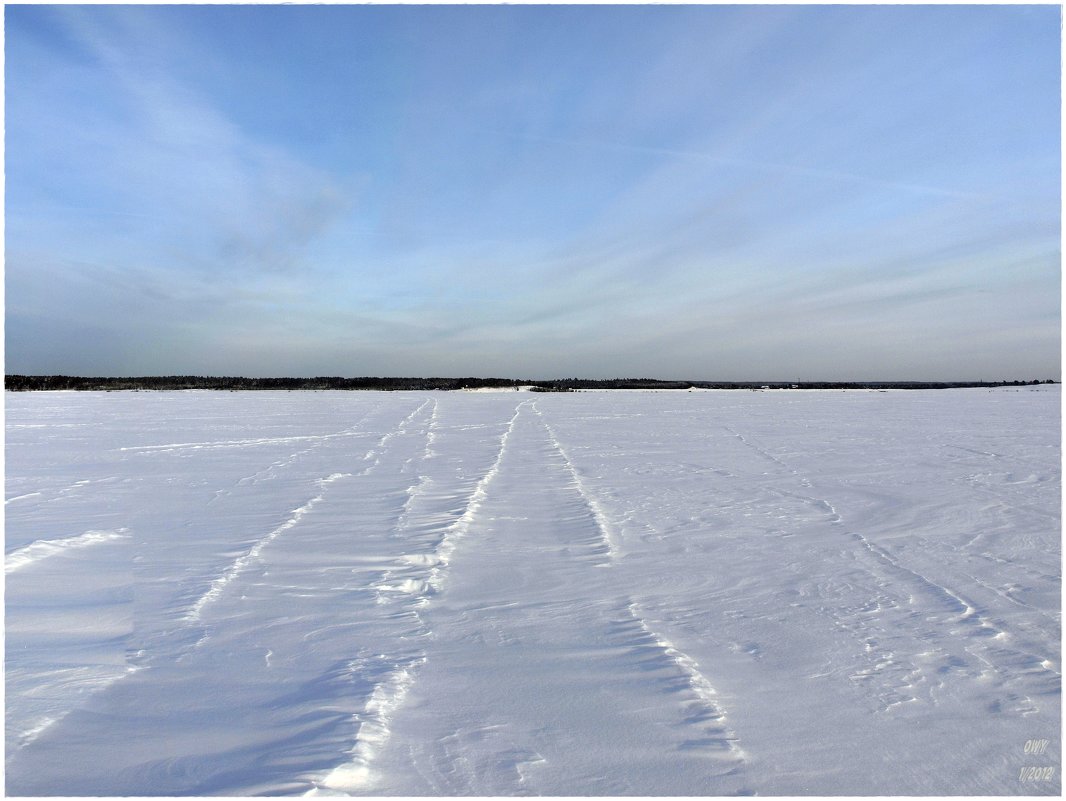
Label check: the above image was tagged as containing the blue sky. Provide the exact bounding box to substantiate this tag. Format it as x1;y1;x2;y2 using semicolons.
5;4;1060;380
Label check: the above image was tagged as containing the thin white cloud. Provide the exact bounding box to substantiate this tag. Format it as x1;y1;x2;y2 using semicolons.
505;132;986;201
42;6;353;275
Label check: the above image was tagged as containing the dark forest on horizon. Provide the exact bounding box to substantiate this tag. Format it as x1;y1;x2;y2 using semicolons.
5;375;1058;392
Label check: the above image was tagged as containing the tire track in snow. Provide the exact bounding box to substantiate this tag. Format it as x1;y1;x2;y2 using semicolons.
424;399;440;458
209;422;373;506
371;399;444;603
531;401;620;563
844;520;1060;711
309;400;528;793
422;400;527;596
187;399;437;624
772;487;991;630
724;425;809;485
6;528;130;574
531;406;741;762
779;485;1023;644
727;424;968;711
184;472;353;622
748;434;1060;715
738;423;1045;653
620;602;746;763
306;656;426;795
232;405;382;489
531;407;743;765
767;486;991;711
15;399;442;790
357;401;747;792
359;399;435;475
399;398;440;474
852;528;988;629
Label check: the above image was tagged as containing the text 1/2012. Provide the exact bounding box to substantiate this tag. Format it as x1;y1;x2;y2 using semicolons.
1019;767;1055;782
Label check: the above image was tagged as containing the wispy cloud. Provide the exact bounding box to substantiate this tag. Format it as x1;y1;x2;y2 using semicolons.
17;6;352;276
495;131;987;201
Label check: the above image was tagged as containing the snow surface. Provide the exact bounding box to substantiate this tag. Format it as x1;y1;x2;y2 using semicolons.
4;387;1060;795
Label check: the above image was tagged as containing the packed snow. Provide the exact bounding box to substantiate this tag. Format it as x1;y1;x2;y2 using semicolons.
4;387;1060;795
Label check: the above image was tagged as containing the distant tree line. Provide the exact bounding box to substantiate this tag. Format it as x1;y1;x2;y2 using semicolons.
689;380;1058;390
4;375;528;392
4;375;1058;392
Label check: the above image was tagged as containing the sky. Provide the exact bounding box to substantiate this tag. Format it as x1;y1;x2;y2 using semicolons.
5;4;1061;381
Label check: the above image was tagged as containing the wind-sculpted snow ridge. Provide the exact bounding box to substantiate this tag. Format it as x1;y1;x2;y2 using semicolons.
184;473;351;622
532;401;620;563
622;602;746;762
5;528;129;573
118;431;368;453
8;664;143;754
4;477;120;513
306;657;427;795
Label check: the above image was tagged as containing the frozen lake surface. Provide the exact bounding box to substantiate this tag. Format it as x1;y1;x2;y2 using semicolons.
5;387;1060;795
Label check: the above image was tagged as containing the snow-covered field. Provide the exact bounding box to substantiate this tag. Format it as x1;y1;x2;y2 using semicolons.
5;387;1060;795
